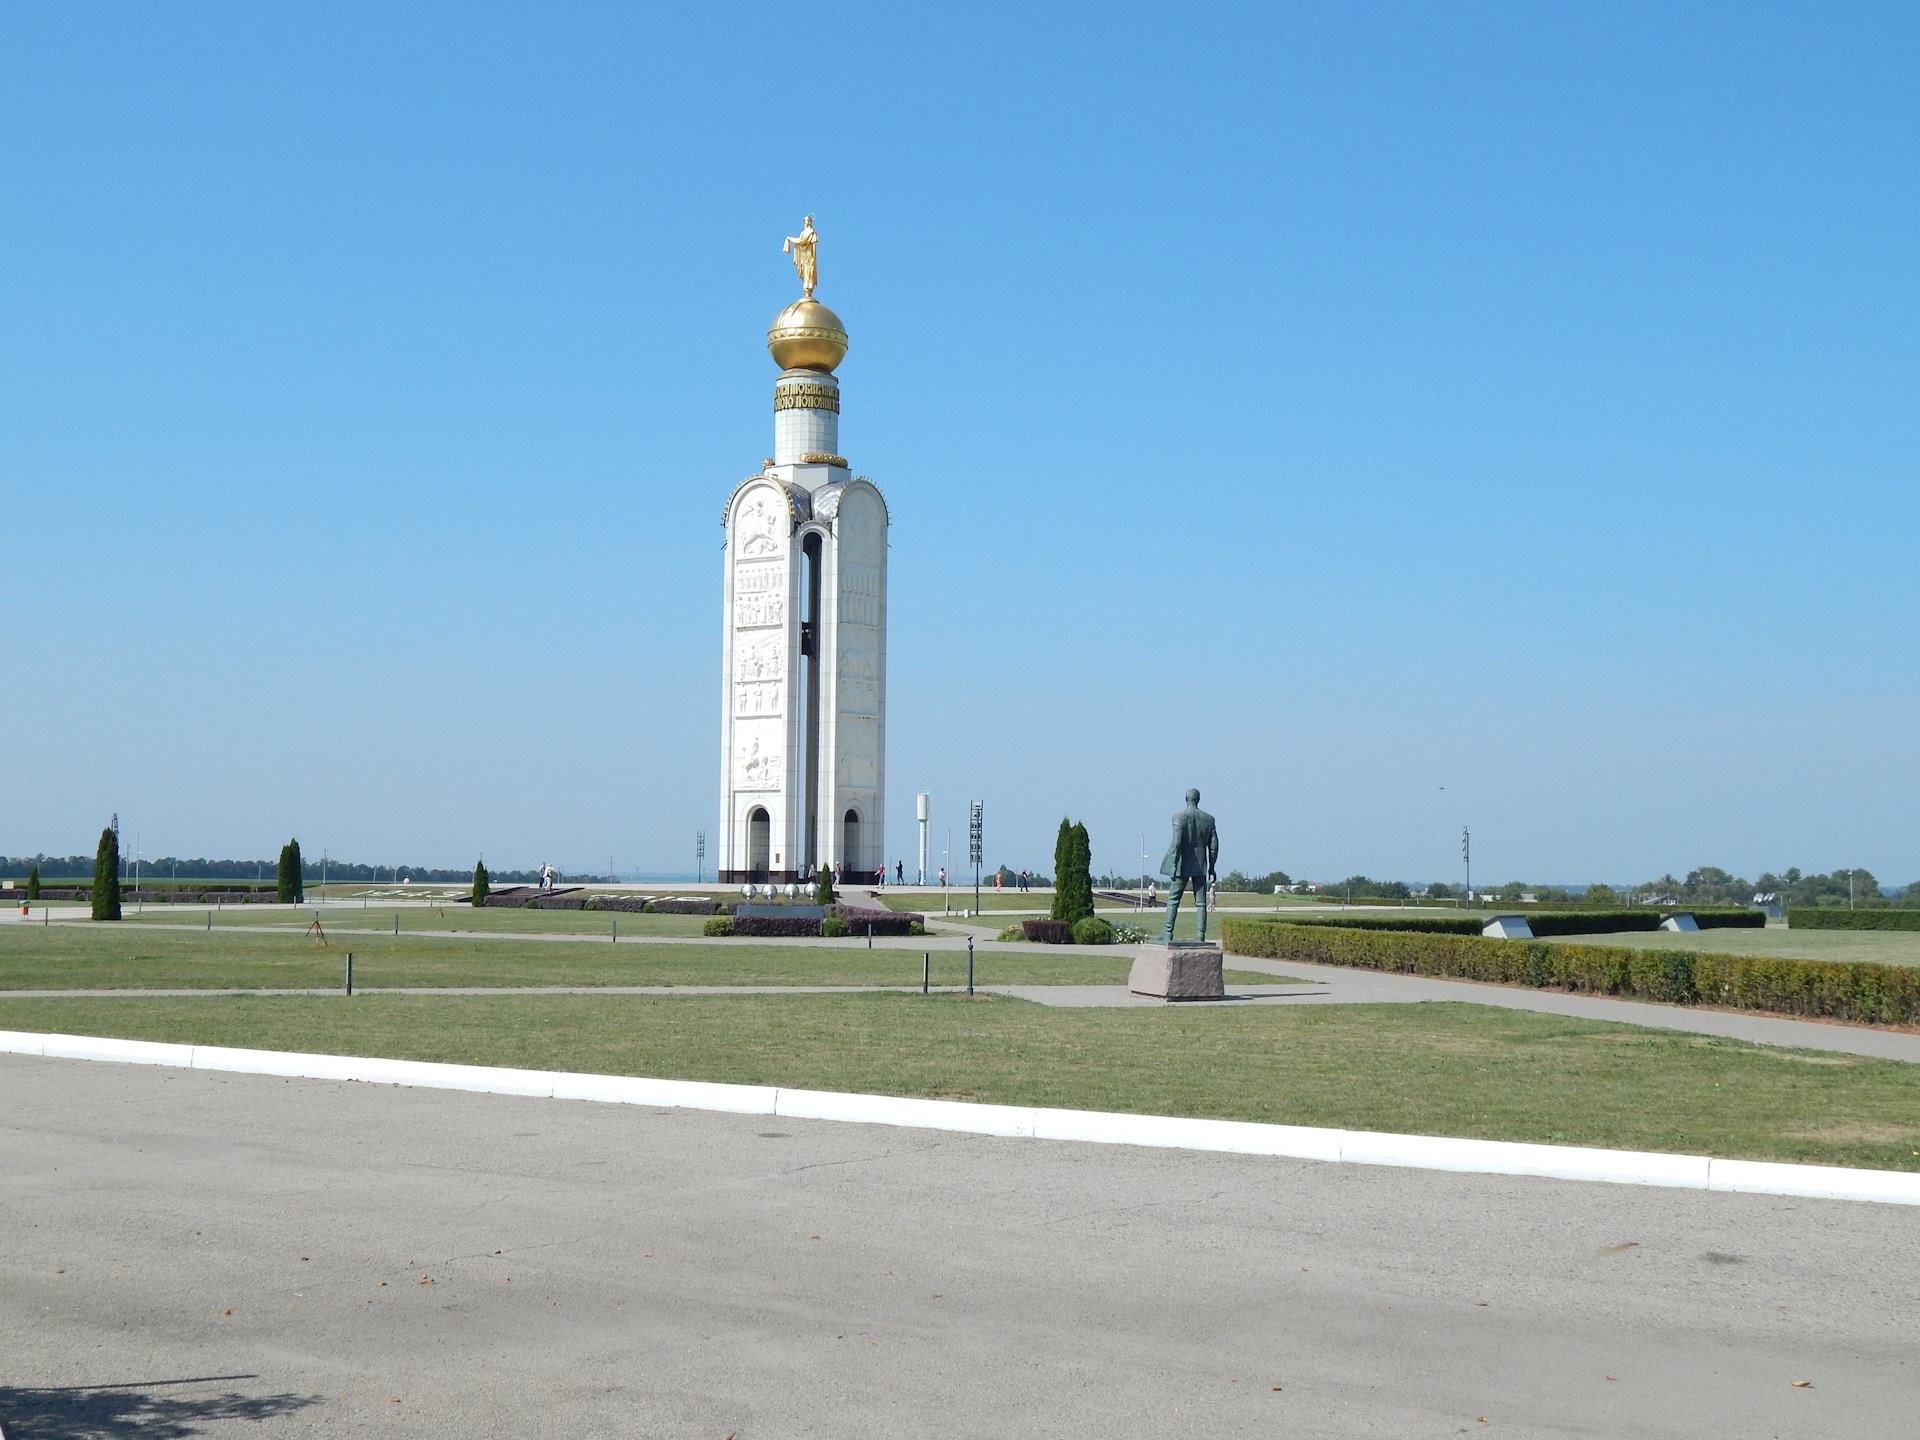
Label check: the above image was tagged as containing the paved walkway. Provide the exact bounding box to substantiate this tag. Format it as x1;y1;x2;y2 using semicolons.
4;1052;1912;1437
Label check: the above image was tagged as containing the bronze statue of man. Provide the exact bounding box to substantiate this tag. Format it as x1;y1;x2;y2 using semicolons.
1157;788;1218;941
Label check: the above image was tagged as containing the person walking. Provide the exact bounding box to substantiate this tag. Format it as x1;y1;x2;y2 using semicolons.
895;860;904;885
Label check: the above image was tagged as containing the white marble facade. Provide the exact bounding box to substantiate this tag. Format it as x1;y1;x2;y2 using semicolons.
718;346;887;883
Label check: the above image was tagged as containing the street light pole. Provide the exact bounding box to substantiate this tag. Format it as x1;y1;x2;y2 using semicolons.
697;830;705;886
916;792;929;886
969;801;983;918
1462;826;1471;911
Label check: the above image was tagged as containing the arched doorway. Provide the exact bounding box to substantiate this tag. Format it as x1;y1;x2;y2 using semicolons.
747;807;771;876
842;808;861;878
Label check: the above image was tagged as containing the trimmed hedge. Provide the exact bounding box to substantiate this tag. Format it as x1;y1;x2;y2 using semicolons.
1285;909;1764;938
533;895;587;910
1787;908;1920;932
651;898;722;915
1072;916;1116;945
1022;918;1074;944
702;915;733;937
732;914;822;937
589;895;653;913
1222;918;1920;1026
1681;911;1764;930
1287;915;1485;935
828;905;924;937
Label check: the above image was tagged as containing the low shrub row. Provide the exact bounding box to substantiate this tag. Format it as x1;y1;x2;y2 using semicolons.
649;898;722;915
731;914;825;937
701;909;928;939
1286;915;1486;935
1221;918;1920;1026
1787;908;1920;932
830;906;924;937
588;895;653;913
1022;918;1073;944
1285;909;1766;938
531;895;587;910
1017;917;1117;944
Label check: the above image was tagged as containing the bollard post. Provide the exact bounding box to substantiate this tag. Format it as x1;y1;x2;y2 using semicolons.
393;913;399;936
345;951;353;995
867;923;873;949
923;951;930;994
612;919;618;943
967;935;974;996
206;910;212;931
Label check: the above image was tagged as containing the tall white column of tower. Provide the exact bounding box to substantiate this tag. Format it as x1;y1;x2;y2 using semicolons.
718;237;888;884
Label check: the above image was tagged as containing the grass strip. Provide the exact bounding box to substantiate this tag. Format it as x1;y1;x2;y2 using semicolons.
2;992;1916;1173
0;927;1175;991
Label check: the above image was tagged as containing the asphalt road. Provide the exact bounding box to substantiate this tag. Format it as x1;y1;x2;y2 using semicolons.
3;1053;1914;1439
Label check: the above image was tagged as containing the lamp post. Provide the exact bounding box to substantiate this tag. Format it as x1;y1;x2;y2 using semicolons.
916;792;929;886
969;801;983;918
1462;826;1471;911
697;830;705;886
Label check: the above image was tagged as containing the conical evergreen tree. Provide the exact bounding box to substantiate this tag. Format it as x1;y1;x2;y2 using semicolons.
1049;818;1075;921
25;862;39;900
1063;821;1095;925
814;865;837;906
91;826;122;921
277;839;305;903
471;860;491;908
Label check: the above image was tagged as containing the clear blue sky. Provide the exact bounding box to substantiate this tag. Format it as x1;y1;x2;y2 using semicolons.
3;2;1916;886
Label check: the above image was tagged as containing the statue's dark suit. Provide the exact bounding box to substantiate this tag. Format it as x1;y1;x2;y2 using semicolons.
1158;800;1218;941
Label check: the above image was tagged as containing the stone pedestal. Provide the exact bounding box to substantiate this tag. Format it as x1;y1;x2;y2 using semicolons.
1128;944;1225;1000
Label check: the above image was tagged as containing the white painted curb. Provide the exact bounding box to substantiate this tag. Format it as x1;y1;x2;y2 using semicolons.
5;1028;1917;1206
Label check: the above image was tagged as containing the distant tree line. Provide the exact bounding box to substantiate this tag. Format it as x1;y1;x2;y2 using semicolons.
0;854;545;884
1212;863;1920;906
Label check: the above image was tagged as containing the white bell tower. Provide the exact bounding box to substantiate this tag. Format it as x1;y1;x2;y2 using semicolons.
718;223;888;884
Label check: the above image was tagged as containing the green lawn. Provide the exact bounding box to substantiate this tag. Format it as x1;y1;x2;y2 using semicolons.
121;905;716;938
2;991;1916;1172
1536;926;1920;968
0;926;1189;990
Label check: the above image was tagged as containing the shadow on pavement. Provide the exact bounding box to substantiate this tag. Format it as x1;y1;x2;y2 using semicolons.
0;1377;323;1437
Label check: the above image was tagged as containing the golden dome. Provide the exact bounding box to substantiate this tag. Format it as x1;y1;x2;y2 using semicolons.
767;298;847;373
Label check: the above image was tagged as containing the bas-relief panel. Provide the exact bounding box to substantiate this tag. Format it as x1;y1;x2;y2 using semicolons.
836;487;884;559
734;632;785;683
734;561;787;628
732;720;784;790
735;682;783;717
836;740;878;791
733;488;788;559
838;642;880;718
839;562;881;629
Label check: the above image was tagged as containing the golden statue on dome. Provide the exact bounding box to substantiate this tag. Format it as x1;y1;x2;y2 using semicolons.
783;216;819;298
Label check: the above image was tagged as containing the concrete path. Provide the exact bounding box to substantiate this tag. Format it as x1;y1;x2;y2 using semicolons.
2;1051;1910;1439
